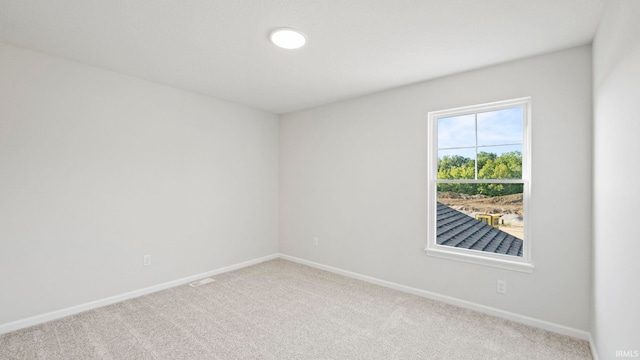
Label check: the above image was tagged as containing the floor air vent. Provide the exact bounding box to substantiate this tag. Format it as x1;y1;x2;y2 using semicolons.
189;278;216;287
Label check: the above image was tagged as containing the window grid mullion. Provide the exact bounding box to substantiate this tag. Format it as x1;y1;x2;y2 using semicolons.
438;143;523;151
474;113;478;180
436;179;525;184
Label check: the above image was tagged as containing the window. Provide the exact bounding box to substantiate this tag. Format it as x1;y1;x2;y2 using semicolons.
426;98;532;272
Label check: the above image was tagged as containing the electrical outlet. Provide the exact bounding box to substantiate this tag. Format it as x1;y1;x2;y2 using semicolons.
313;237;319;247
143;254;151;266
497;280;507;294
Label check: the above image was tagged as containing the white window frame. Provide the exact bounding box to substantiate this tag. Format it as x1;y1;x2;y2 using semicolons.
426;97;533;273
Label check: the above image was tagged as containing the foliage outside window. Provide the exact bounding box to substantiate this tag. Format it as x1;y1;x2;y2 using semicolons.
426;98;532;272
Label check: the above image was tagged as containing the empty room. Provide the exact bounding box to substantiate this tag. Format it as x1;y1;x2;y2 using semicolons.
0;0;638;359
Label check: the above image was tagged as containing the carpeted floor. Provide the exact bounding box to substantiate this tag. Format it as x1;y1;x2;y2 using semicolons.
0;259;592;359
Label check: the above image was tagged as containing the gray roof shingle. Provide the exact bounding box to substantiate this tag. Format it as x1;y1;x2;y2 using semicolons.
436;202;523;257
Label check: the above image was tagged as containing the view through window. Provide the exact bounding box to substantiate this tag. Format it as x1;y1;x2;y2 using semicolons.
427;98;531;267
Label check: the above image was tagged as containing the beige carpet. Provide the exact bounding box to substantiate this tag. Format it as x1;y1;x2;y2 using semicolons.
0;259;592;359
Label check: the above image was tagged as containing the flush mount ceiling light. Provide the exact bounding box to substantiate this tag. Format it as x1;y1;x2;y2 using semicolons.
270;28;306;49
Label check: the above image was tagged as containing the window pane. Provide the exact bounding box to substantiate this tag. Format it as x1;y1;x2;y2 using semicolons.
438;114;475;148
437;148;475;180
436;183;524;257
477;146;522;179
477;107;522;146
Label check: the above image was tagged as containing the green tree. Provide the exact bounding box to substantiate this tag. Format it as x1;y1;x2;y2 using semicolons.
477;151;497;171
437;155;475;194
437;151;522;196
437;155;474;179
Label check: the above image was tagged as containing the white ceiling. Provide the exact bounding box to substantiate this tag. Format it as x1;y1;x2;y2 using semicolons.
0;0;606;114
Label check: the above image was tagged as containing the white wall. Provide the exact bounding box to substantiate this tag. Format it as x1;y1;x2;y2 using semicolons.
592;0;640;356
0;43;279;325
280;46;593;331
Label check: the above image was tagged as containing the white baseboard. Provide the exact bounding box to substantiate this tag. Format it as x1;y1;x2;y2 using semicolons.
1;251;598;357
589;333;600;360
278;253;592;341
0;253;279;335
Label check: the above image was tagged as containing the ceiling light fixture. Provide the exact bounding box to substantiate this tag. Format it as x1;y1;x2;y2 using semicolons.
270;28;306;49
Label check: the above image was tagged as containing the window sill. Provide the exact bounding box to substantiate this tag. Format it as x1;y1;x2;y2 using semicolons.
425;246;534;273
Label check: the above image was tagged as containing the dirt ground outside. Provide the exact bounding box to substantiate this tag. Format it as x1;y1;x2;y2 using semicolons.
437;191;525;240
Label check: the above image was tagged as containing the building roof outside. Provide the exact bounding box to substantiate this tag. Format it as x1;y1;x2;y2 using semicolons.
436;202;523;257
